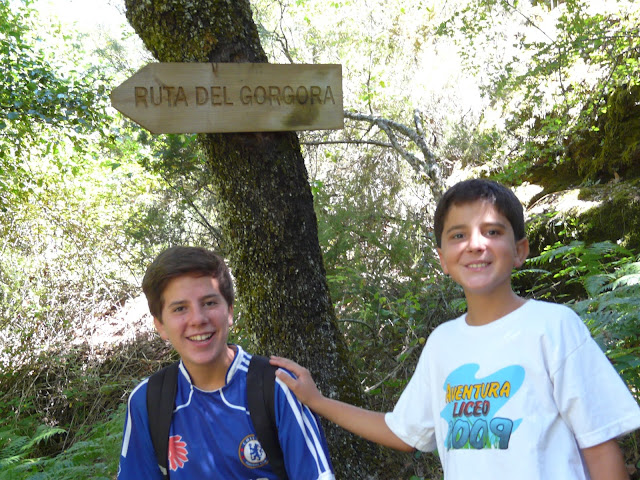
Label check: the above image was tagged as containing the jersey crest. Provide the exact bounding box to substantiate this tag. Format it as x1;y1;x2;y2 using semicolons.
238;434;268;469
168;435;189;471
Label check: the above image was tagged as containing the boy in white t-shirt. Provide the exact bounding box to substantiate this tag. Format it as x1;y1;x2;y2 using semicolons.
271;179;640;479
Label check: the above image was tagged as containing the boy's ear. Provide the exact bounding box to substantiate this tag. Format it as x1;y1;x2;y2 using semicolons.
514;237;529;268
436;248;449;275
227;305;234;327
154;316;168;340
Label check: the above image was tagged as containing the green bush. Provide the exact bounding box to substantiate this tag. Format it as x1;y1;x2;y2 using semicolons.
0;404;124;480
522;240;640;398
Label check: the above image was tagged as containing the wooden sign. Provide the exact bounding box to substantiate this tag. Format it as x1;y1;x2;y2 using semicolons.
110;63;343;134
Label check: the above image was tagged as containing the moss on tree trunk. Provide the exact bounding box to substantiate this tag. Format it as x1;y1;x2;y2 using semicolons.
124;0;381;476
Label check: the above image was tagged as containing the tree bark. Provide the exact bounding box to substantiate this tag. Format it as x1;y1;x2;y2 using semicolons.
124;0;380;477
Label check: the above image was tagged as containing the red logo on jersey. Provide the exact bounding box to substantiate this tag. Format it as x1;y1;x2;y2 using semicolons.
168;435;189;471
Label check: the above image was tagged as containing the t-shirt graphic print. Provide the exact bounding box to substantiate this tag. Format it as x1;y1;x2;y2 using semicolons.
440;363;524;450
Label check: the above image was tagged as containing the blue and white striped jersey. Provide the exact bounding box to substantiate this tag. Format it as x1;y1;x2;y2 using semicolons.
118;345;334;480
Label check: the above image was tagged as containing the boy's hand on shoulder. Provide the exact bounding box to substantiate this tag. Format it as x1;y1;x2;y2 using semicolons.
270;356;324;408
271;356;413;451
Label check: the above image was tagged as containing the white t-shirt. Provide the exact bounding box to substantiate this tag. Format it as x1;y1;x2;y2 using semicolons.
385;300;640;479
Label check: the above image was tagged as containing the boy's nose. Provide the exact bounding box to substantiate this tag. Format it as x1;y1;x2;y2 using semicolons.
189;306;208;325
467;230;486;251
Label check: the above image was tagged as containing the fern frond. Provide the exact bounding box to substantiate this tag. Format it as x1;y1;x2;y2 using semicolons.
586;241;621;256
0;454;25;468
583;273;615;297
530;241;582;265
610;273;640;290
21;426;66;453
0;435;29;460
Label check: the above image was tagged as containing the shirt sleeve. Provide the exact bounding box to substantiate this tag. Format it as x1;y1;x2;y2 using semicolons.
118;380;164;480
274;371;335;480
385;340;437;452
551;310;640;449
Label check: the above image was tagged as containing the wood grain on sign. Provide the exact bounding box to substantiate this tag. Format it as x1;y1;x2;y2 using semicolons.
110;63;343;134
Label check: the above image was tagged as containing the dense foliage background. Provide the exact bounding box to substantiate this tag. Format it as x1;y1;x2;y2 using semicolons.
1;0;638;478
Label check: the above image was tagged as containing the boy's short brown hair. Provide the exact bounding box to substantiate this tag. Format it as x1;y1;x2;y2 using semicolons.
434;179;525;247
142;246;234;321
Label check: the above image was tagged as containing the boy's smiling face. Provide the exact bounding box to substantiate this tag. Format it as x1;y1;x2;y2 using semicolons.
154;273;234;380
437;200;529;299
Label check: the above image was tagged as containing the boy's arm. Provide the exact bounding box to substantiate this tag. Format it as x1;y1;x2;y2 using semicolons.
270;356;414;452
581;439;629;480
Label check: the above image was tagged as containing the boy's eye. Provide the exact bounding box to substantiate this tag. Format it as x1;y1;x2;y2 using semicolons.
486;229;502;236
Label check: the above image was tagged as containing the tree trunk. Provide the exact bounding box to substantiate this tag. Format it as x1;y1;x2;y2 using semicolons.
124;0;380;477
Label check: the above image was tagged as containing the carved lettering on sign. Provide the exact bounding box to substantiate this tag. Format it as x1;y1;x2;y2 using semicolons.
133;85;336;108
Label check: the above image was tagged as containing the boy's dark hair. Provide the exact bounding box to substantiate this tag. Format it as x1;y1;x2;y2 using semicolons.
142;246;234;321
433;179;525;247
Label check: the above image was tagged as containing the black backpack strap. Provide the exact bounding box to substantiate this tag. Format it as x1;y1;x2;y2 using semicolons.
146;361;180;480
247;355;289;480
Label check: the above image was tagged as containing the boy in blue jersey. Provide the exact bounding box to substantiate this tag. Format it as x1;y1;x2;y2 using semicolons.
272;179;640;480
118;246;334;480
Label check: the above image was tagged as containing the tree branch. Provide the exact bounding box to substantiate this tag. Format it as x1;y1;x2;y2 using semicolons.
344;110;444;198
301;139;394;148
